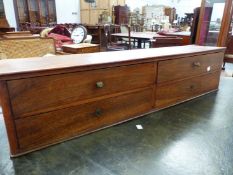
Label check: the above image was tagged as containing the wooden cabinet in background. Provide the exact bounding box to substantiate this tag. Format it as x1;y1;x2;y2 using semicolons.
114;5;130;25
0;0;5;19
14;0;57;28
27;0;40;23
0;0;15;32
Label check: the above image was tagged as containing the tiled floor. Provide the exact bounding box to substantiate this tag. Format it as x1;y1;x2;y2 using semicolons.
222;63;233;77
0;77;233;175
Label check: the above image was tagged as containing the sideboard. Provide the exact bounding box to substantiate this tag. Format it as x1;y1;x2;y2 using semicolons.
0;45;225;157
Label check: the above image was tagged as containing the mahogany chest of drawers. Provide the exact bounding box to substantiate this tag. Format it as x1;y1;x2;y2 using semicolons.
0;45;225;157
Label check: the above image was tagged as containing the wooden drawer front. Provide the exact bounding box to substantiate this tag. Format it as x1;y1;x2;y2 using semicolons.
156;71;220;108
8;63;155;118
80;47;99;53
157;52;223;83
15;88;153;150
63;46;100;54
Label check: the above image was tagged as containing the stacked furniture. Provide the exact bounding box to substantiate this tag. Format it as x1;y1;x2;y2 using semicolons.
0;45;225;157
80;0;125;25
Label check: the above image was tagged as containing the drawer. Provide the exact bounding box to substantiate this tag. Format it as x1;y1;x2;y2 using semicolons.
8;62;156;118
155;71;221;108
80;46;100;53
15;88;154;151
157;52;224;83
63;46;100;54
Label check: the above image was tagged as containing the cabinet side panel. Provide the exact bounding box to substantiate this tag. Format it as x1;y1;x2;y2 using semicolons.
0;81;19;156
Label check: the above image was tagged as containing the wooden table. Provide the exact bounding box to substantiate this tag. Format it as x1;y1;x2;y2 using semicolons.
84;25;120;48
0;45;225;157
62;43;100;54
111;32;169;48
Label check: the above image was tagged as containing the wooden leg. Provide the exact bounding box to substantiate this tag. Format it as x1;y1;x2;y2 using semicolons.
222;61;226;70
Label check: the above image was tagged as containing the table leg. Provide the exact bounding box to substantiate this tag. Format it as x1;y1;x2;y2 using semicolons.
137;39;142;48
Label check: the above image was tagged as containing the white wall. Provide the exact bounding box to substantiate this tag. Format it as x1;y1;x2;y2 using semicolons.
173;0;202;17
3;0;17;29
55;0;80;24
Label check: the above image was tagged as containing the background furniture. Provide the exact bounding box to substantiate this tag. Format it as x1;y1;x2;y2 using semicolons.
14;0;57;29
0;38;55;59
0;31;38;39
104;24;131;51
83;24;120;48
164;7;176;23
151;37;183;48
0;0;15;32
62;43;100;54
114;5;130;25
80;0;125;25
142;5;176;31
111;32;170;48
196;0;233;47
223;35;233;70
0;45;224;157
190;7;201;44
162;31;191;45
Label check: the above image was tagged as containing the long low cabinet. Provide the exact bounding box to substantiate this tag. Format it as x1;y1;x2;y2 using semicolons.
0;45;225;157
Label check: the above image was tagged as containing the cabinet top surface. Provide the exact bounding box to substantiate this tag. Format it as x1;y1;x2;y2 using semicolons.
0;45;225;80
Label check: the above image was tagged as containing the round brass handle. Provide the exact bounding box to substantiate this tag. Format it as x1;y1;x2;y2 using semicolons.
96;81;104;88
95;108;102;117
193;62;201;67
190;85;195;89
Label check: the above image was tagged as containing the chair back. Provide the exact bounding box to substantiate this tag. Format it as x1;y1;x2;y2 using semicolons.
104;24;131;50
152;24;161;32
104;24;111;45
120;24;131;50
151;37;183;48
0;38;56;59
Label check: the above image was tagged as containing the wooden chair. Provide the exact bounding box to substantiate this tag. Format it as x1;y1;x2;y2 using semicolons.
104;24;131;51
151;24;162;32
151;37;183;48
0;38;56;59
223;35;233;72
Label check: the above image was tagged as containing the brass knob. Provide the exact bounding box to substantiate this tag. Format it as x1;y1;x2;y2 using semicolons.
95;108;102;117
193;62;201;67
96;81;104;88
190;85;195;89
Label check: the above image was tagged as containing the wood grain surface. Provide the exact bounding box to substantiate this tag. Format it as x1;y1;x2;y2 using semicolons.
157;52;224;83
0;45;225;157
15;88;153;151
8;63;156;118
156;71;221;108
0;45;225;80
